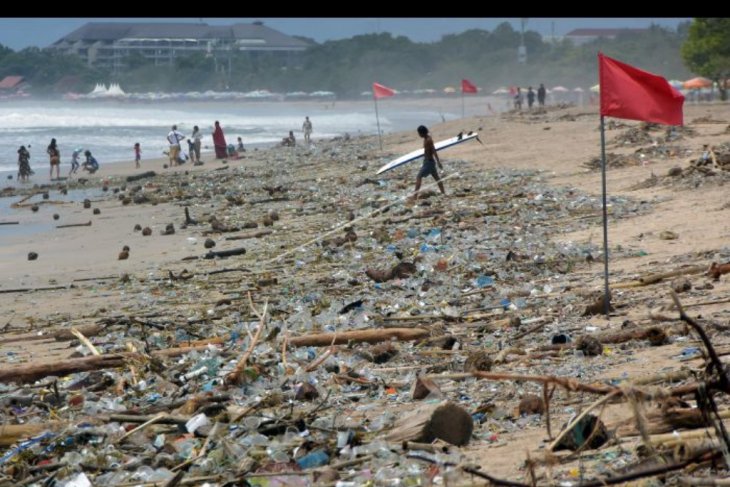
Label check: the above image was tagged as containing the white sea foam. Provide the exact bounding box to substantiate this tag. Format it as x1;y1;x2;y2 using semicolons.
0;99;482;173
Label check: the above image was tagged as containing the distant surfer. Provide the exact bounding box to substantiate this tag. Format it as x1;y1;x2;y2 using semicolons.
414;125;445;199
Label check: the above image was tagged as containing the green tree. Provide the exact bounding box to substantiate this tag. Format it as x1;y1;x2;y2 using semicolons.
681;18;730;100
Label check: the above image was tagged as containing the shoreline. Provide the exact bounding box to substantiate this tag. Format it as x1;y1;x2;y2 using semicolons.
0;95;508;176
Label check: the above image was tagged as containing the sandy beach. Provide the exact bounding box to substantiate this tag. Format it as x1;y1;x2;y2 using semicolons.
2;98;730;484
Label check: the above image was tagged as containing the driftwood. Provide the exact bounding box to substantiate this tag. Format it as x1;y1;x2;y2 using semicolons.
471;371;705;399
107;413;189;426
288;328;429;347
612;407;730;437
56;221;92;229
678;477;730;486
0;221;19;225
225;295;267;386
409;448;721;487
0;354;128;384
203;247;247;259
0;344;220;384
205;267;250;276
639;265;706;285
536;324;682;352
184;207;198;225
225;229;273;241
0;285;69;294
0;323;103;345
0;422;64;447
707;262;730;280
126;171;157;182
385;400;473;446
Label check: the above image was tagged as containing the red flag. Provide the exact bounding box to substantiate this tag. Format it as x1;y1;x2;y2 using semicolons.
461;79;478;94
373;82;395;99
599;53;684;126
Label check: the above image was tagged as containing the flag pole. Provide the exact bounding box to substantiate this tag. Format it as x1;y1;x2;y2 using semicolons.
599;114;611;316
373;93;383;150
461;90;465;118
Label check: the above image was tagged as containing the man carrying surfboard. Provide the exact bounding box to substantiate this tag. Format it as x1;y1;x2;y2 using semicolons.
415;125;445;199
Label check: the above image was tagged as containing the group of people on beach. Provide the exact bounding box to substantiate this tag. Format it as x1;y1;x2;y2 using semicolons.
512;83;547;110
280;117;314;147
15;116;318;182
164;121;249;167
164;117;314;167
16;139;99;182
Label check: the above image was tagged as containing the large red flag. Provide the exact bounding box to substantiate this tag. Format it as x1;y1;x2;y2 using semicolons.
461;79;478;94
599;53;684;126
373;82;395;99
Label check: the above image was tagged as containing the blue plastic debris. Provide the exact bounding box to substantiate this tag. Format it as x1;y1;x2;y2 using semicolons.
296;449;330;469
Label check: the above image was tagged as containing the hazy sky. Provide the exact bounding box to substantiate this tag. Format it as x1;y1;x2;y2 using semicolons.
0;18;690;50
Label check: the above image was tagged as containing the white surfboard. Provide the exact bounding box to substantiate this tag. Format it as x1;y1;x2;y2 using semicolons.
376;131;481;175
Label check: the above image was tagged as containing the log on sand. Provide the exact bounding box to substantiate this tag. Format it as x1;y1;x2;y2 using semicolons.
0;422;64;447
0;345;219;384
288;328;429;347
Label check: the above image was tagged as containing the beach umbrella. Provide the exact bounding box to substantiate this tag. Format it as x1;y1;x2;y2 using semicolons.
590;84;600;93
573;87;584;92
668;80;684;90
551;86;569;92
683;77;712;89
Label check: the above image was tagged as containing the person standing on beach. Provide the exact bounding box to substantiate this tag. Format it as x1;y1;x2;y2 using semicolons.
236;137;246;153
527;87;536;110
302;116;313;145
47;138;60;180
212;121;227;159
513;87;523;111
414;125;445;200
167;125;185;167
191;126;203;163
537;83;546;107
134;142;141;168
70;147;82;175
17;145;32;182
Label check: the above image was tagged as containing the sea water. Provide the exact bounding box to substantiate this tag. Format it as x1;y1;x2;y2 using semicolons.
0;98;495;174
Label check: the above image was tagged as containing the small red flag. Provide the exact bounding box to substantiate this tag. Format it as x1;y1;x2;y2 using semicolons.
599;53;684;126
373;82;395;99
461;79;478;94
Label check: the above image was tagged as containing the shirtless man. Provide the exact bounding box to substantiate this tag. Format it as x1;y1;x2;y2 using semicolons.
414;125;445;199
302;116;313;144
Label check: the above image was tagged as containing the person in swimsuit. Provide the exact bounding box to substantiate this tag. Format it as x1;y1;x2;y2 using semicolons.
414;125;445;199
47;138;60;180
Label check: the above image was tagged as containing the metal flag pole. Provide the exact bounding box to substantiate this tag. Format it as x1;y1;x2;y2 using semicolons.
461;90;465;118
599;114;611;316
373;92;383;150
